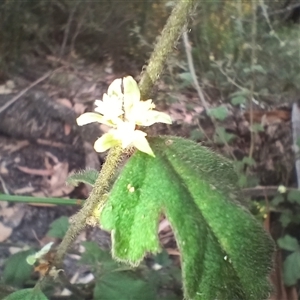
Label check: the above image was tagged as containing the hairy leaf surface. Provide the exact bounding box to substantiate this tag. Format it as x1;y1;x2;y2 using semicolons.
101;136;274;300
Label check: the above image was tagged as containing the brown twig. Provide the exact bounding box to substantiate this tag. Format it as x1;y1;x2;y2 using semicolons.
248;0;258;160
59;1;80;59
182;30;236;160
0;67;64;115
242;185;294;198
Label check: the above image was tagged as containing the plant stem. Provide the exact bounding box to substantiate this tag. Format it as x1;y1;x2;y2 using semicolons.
54;145;123;266
248;0;257;159
0;194;84;206
139;0;197;100
53;0;197;269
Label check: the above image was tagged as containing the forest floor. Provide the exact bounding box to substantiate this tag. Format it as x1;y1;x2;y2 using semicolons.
0;54;296;299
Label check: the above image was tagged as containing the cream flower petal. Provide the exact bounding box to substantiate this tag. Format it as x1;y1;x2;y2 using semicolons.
113;121;136;148
132;131;155;157
135;110;172;126
76;112;106;126
125;100;153;123
94;94;123;120
123;76;141;112
94;132;120;152
107;78;123;97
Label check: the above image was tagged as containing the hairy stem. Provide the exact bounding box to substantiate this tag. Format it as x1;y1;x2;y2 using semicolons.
54;146;123;266
53;0;197;269
139;0;197;99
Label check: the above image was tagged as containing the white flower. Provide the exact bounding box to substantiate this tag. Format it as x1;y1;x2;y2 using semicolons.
76;76;172;157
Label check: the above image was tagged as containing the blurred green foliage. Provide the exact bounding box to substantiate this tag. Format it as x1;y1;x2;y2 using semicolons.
1;0;299;103
0;0;168;71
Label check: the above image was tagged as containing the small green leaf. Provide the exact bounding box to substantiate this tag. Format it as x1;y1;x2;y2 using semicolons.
207;106;228;121
178;72;193;87
94;272;156;300
101;136;274;300
279;210;293;227
271;194;284;206
238;174;248;188
153;251;172;267
79;241;119;272
250;123;264;133
252;65;267;74
47;216;69;239
189;129;204;141
67;169;99;187
230;89;250;98
242;156;256;166
4;288;48;300
278;235;300;251
214;127;236;144
243;65;266;74
231;96;246;106
283;251;300;286
3;250;34;287
287;190;300;204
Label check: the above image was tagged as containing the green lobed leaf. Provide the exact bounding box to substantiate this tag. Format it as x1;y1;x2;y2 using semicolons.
47;216;69;239
100;136;274;300
66;169;99;187
4;288;48;300
3;250;34;287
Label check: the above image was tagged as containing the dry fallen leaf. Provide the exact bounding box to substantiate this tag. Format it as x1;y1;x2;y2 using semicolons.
17;165;54;176
64;123;71;136
73;102;87;115
56;98;73;108
46;162;74;197
0;222;13;242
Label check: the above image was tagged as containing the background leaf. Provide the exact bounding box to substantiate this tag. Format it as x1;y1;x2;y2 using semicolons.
4;288;48;300
278;235;299;252
207;105;228;121
79;241;119;272
3;250;34;287
287;190;300;204
283;251;300;286
231;95;246;106
94;272;156;300
101;136;274;300
47;216;69;239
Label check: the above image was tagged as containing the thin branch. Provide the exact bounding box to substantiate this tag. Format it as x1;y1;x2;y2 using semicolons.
139;0;197;100
59;1;80;59
0;67;64;115
53;0;198;269
182;30;236;160
267;3;300;17
242;186;293;198
54;145;123;266
0;194;84;206
248;0;258;160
